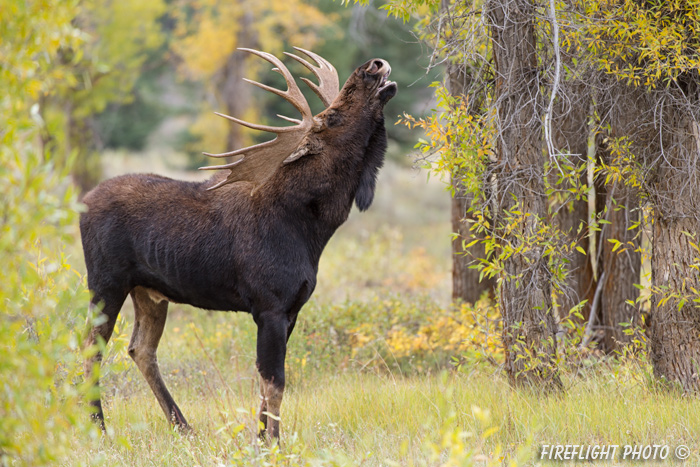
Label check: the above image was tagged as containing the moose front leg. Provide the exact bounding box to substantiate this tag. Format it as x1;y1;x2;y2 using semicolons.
255;312;289;441
258;375;284;440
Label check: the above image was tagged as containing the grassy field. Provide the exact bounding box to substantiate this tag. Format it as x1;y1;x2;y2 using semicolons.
40;157;700;466
73;368;700;466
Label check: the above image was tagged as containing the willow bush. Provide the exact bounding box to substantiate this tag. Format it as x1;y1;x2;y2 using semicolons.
0;1;102;464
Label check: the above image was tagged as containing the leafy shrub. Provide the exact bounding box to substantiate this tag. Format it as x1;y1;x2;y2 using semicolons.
1;1;102;463
0;142;99;466
285;295;502;378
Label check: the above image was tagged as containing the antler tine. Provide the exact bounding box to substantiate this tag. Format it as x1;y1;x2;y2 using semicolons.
213;111;299;134
199;156;244;170
202;138;279;159
202;48;332;192
238;48;312;120
285;47;339;107
276;114;302;124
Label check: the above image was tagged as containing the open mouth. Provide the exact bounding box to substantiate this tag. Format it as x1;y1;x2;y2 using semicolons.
377;70;395;94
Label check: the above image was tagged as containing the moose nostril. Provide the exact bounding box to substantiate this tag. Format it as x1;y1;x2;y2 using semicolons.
366;60;384;74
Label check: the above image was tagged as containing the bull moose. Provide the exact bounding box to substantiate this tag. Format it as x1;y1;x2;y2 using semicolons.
80;48;397;440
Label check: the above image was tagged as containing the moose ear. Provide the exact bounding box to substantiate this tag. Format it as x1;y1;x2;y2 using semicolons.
355;123;387;212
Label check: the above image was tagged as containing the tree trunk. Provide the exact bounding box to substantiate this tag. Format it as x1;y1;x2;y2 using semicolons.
649;216;700;392
648;110;700;392
487;0;561;389
451;183;495;303
552;82;595;321
447;63;496;304
594;91;642;354
597;181;641;353
219;9;258;151
220;55;248;151
63;100;102;194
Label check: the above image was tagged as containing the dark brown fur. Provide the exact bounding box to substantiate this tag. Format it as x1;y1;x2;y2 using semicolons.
80;59;397;440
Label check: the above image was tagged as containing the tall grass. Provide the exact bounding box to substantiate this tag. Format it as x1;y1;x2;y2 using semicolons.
67;352;700;466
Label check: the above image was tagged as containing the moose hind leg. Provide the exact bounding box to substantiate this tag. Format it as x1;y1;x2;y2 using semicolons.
84;291;127;429
128;287;189;429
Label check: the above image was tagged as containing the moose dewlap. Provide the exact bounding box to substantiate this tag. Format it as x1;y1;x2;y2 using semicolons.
80;47;397;440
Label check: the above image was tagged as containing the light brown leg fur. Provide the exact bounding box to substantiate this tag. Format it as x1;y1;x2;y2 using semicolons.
259;376;284;441
128;287;189;429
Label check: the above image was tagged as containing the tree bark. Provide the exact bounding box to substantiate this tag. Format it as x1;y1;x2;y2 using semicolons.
219;9;258;151
552;82;595;321
451;183;496;303
597;180;641;353
64;101;102;194
648;109;700;392
649;216;700;392
220;53;250;151
447;63;496;304
487;0;561;389
595;91;642;354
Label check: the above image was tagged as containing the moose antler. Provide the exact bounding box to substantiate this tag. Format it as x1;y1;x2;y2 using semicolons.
200;48;340;191
285;47;339;107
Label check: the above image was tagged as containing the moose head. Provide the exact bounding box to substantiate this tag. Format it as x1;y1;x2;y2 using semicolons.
201;47;396;196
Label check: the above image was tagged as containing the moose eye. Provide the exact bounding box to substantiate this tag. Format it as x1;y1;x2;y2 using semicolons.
326;110;342;128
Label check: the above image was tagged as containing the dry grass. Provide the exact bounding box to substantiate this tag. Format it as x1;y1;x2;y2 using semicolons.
72;356;700;466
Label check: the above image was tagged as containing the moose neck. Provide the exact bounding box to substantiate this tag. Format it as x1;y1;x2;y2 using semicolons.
257;117;386;264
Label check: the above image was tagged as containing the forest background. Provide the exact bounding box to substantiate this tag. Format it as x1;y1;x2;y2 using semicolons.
2;0;699;465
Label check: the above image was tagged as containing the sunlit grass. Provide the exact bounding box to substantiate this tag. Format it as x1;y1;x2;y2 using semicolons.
290;370;699;465
71;360;700;466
